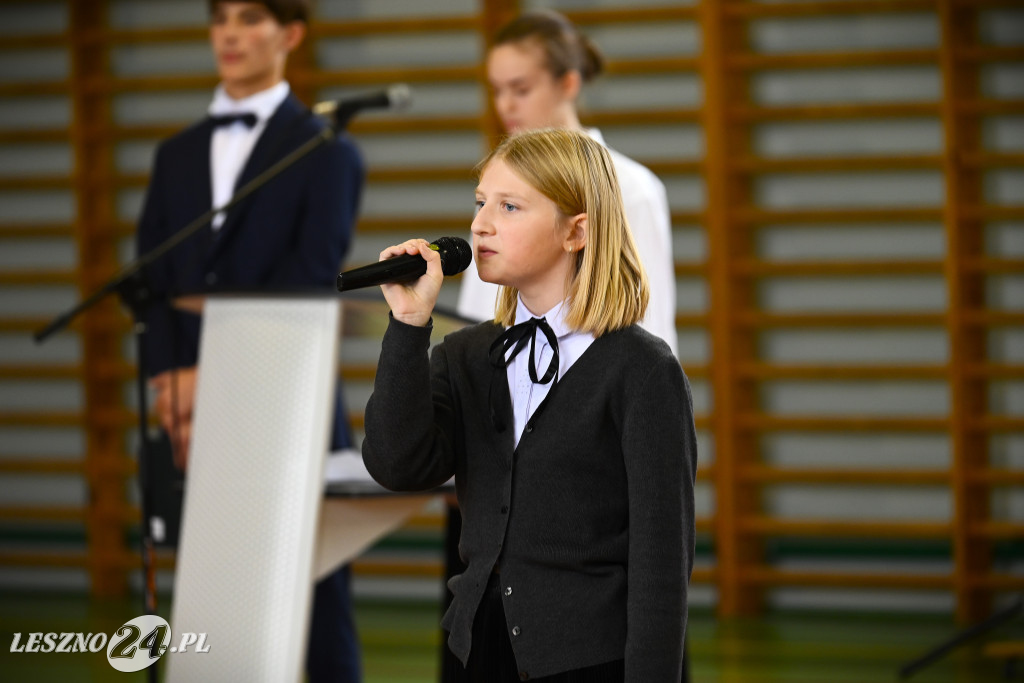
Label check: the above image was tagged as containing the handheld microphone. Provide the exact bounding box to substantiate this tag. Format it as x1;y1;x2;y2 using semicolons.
313;84;412;129
337;237;472;292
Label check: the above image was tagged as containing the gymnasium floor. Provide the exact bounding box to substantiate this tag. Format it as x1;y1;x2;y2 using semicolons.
0;591;1016;682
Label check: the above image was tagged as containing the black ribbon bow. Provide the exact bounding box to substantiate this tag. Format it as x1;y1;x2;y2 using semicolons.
209;112;258;129
487;317;560;433
489;316;560;384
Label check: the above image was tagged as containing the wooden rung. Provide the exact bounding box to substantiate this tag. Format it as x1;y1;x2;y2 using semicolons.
351;559;444;578
956;46;1024;64
957;98;1024;116
963;311;1024;327
730;102;940;122
604;56;700;75
740;516;951;538
952;0;1024;8
0;129;71;144
0;270;77;286
0;360;133;382
960;153;1024;169
0;458;84;475
680;364;710;380
674;262;707;277
564;6;700;24
738;465;948;486
0;550;90;569
734;206;943;225
338;364;377;382
646;160;703;175
0;363;81;379
690;567;715;584
369;167;474;183
0;316;67;333
0;175;71;191
963;205;1024;221
736;414;948;433
732;155;942;173
306;66;481;87
0;33;68;50
674;312;710;327
670;210;704;224
984;642;1024;659
971;521;1024;540
967;363;1024;379
725;0;935;19
0;549;168;571
0;222;73;238
0;504;85;522
962;258;1024;275
732;259;943;277
969;574;1024;591
736;362;947;380
0;412;85;427
0;312;129;335
0;408;136;429
0;81;67;97
340;215;470;233
967;469;1024;486
81;26;206;45
311;15;480;38
583;108;703;126
735;311;945;328
728;49;937;71
742;568;952;590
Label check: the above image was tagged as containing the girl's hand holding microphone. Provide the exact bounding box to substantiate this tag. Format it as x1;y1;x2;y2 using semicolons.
379;238;444;327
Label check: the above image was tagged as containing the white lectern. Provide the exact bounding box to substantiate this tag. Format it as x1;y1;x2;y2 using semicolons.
167;295;340;682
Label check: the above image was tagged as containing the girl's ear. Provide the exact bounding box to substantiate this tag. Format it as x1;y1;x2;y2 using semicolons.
559;69;582;102
564;213;587;253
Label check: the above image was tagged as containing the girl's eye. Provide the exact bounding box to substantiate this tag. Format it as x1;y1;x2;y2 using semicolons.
473;200;484;215
501;202;517;213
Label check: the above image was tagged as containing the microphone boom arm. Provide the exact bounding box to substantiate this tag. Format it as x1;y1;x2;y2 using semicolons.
34;126;335;343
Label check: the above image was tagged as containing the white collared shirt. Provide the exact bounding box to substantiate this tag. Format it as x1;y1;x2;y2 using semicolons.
457;127;678;356
506;297;594;448
207;80;290;229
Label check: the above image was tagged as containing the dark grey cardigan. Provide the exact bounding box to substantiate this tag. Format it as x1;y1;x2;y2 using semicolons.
362;316;697;681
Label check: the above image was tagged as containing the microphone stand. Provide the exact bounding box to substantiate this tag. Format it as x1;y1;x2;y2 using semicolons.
34;120;341;681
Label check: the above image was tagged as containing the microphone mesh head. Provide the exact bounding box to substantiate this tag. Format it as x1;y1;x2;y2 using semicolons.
434;236;472;276
387;84;413;112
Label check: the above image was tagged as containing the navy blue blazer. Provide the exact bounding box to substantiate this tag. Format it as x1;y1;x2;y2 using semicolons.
136;93;364;446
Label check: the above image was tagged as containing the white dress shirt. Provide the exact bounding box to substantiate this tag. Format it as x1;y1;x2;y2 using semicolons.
506;297;594;448
457;128;678;355
207;80;290;229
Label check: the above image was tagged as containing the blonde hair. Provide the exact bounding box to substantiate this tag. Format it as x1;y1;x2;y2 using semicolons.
477;128;649;336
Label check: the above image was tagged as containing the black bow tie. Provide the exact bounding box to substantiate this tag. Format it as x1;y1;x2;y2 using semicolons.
489;317;560;385
209;112;258;129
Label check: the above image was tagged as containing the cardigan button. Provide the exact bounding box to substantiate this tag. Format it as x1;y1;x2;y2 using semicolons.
519;672;529;681
511;626;521;636
505;586;512;596
500;505;508;514
524;424;533;433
